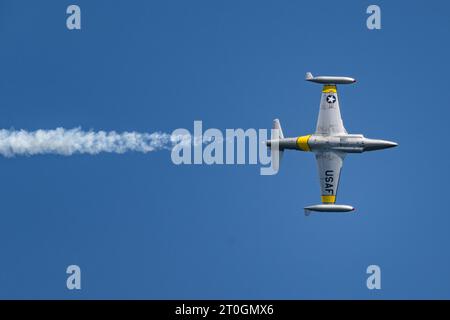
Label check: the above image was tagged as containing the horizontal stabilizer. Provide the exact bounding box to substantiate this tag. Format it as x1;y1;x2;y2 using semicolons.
273;118;284;139
270;118;284;172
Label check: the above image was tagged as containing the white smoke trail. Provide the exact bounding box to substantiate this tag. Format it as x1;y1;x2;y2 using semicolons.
0;128;182;157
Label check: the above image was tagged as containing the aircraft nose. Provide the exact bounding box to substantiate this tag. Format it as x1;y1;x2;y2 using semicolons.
385;140;398;148
364;139;398;151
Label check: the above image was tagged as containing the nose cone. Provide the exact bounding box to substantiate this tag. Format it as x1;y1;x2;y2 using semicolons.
364;139;398;151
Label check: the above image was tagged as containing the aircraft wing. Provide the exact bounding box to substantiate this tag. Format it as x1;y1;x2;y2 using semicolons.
315;85;347;135
315;151;345;204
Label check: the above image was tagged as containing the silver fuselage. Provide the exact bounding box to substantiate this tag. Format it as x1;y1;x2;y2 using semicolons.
267;134;397;154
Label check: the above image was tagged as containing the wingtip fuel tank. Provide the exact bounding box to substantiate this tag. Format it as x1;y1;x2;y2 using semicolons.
305;72;356;85
304;204;355;215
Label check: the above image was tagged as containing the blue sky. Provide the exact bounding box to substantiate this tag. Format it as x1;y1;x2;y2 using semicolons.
0;0;449;299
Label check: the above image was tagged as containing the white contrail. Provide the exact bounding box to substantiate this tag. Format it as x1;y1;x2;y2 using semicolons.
0;128;184;157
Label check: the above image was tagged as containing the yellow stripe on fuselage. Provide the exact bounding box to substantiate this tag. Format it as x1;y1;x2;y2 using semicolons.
322;85;337;93
296;135;311;151
321;195;336;203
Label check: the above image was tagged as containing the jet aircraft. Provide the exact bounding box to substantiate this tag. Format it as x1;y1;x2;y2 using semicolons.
266;72;397;214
